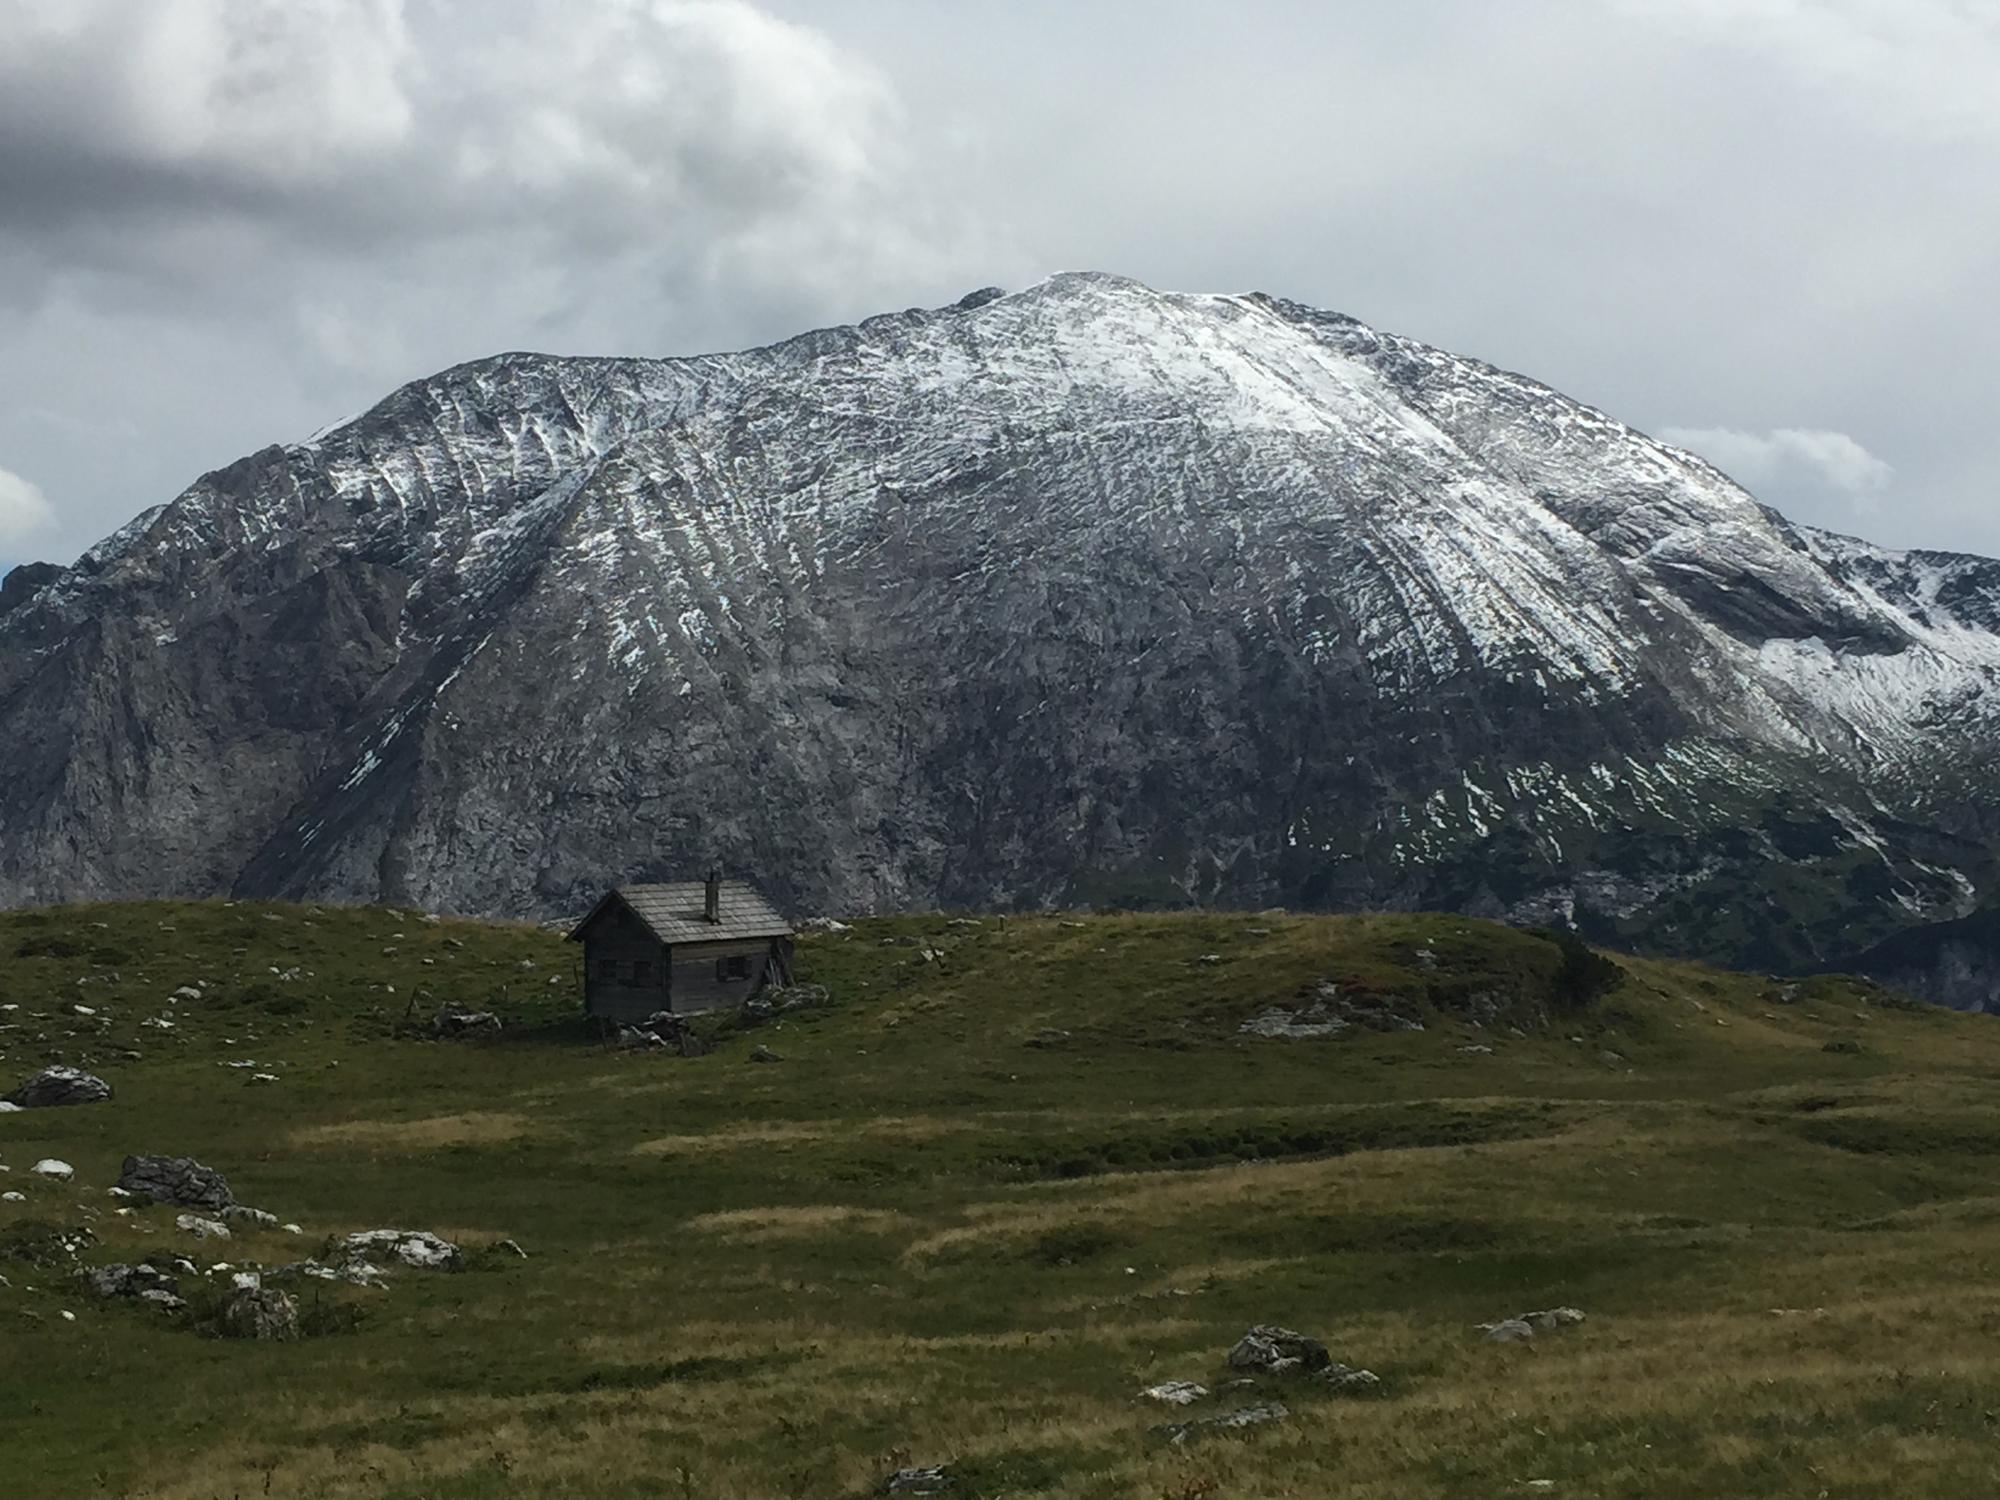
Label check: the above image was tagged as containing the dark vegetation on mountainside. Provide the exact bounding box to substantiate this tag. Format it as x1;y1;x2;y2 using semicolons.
5;899;2000;1498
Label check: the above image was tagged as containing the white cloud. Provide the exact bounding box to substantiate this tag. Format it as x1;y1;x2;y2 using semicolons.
0;0;414;184
0;0;905;261
1617;0;2000;140
0;465;54;548
1660;426;1894;504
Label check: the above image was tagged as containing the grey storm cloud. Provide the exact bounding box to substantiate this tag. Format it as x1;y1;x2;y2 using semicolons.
1;0;1998;570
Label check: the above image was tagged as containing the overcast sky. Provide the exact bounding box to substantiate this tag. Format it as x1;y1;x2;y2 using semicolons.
2;0;1997;574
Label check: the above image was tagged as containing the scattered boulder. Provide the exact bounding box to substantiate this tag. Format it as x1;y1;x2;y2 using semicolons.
30;1159;75;1181
1240;981;1425;1039
86;1262;183;1308
1;1191;22;1201
1482;1307;1585;1342
1323;1363;1381;1394
741;983;831;1022
799;916;852;933
1521;1307;1586;1331
1153;1402;1289;1445
289;1258;391;1288
433;1003;501;1038
1227;1324;1331;1375
118;1155;236;1212
617;1011;708;1056
5;1066;112;1108
219;1285;299;1341
884;1467;952;1494
748;1044;781;1063
337;1229;460;1269
1141;1381;1208;1405
224;1207;280;1229
175;1213;231;1239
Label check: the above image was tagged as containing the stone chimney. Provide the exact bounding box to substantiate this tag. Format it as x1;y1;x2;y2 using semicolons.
704;869;720;924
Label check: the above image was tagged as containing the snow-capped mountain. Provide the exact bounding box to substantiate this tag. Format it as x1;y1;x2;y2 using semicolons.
4;272;1999;979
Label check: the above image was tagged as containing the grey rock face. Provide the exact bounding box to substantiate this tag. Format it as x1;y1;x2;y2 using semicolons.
6;274;2000;976
118;1155;236;1212
5;1067;112;1108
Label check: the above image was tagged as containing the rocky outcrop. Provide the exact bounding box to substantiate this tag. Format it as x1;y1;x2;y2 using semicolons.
1226;1324;1331;1375
118;1155;235;1212
336;1229;459;1269
5;1067;111;1107
219;1286;299;1341
6;275;2000;976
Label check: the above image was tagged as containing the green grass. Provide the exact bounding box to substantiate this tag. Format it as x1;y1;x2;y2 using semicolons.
3;899;2000;1498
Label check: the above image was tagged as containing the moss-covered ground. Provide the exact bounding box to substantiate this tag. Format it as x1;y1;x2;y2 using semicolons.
3;899;2000;1498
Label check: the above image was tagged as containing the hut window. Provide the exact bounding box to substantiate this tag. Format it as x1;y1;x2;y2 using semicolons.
717;954;752;981
632;960;652;985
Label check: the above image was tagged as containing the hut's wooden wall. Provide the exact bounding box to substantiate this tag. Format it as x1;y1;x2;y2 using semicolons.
581;903;669;1021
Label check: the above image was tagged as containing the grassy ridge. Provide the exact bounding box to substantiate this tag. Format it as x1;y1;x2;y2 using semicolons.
2;900;1999;1498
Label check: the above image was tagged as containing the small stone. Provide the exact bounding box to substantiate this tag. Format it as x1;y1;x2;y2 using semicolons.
1023;1028;1071;1048
1483;1319;1534;1342
884;1466;952;1493
1521;1307;1586;1330
1142;1381;1208;1405
433;1004;501;1038
1;1191;24;1202
171;987;202;1002
1323;1363;1381;1393
222;1206;279;1228
175;1213;231;1240
493;1238;528;1258
30;1159;75;1181
748;1044;781;1063
1152;1402;1289;1445
282;1223;303;1235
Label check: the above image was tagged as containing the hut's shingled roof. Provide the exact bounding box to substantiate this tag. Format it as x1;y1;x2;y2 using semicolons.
569;881;792;946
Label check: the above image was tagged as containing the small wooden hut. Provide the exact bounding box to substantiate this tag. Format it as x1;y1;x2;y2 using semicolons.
568;873;794;1022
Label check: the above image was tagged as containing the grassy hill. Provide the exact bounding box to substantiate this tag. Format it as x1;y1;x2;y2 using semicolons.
4;899;2000;1499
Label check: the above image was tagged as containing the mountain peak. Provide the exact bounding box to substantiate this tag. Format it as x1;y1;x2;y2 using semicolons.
3;279;1998;981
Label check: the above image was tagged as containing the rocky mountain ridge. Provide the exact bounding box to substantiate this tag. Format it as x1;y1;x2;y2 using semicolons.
4;273;2000;986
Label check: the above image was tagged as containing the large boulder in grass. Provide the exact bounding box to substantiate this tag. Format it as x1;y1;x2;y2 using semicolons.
219;1286;299;1341
1226;1325;1331;1375
5;1065;111;1107
118;1155;237;1212
337;1229;460;1269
